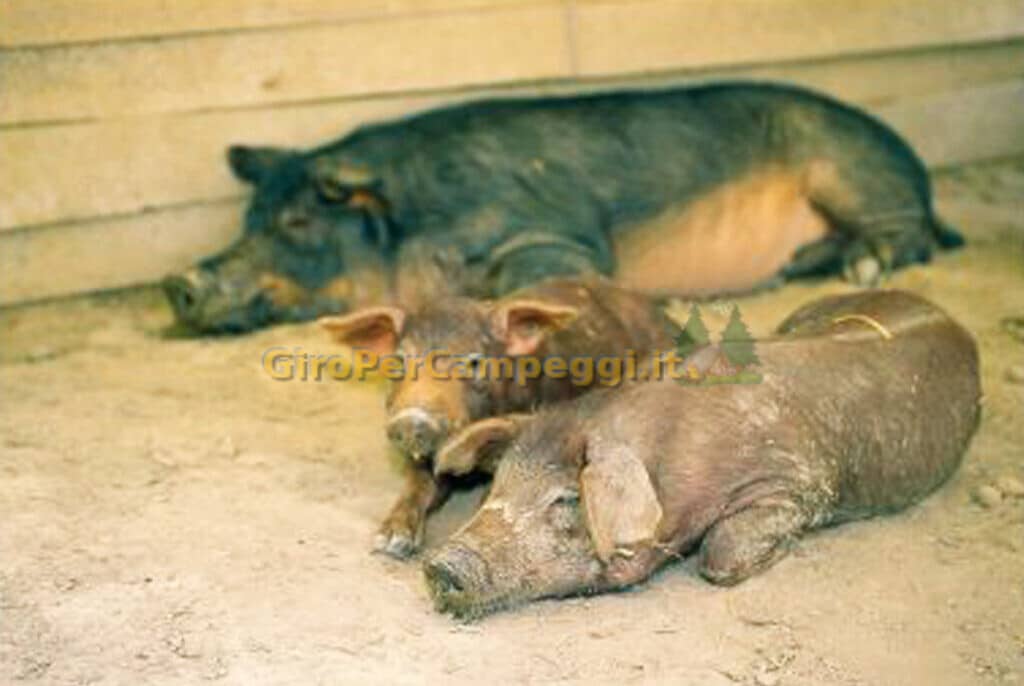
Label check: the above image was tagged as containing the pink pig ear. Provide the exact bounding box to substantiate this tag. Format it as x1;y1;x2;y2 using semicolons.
319;306;405;355
491;299;579;356
434;415;525;477
580;443;663;564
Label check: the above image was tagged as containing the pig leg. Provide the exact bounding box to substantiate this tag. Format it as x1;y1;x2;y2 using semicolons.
781;239;843;280
478;192;612;295
601;543;673;590
805;160;935;286
838;223;934;286
393;238;472;307
488;242;608;296
376;465;451;559
697;501;807;586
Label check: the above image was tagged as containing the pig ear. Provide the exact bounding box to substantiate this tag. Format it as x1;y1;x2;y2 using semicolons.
579;444;663;564
491;300;579;356
319;306;404;355
434;416;524;477
227;145;293;184
310;157;381;203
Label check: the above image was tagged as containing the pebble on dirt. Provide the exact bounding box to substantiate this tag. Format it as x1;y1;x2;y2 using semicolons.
25;346;57;363
973;485;1003;509
995;476;1024;498
755;671;781;686
1005;365;1024;384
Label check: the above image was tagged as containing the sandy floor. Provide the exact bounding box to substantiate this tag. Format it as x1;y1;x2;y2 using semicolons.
1;158;1023;686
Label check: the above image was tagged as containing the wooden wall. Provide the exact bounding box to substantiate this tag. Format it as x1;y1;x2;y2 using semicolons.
2;0;1023;305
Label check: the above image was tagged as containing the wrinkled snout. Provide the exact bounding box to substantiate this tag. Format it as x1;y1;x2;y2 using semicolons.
424;542;491;616
162;267;274;334
386;409;447;460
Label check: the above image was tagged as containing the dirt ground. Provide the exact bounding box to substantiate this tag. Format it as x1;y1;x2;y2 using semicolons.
2;158;1023;686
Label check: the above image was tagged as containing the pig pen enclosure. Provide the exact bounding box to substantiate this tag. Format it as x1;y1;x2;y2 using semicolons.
2;2;1024;685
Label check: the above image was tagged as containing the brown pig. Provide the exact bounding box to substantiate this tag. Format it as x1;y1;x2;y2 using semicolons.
424;290;981;618
320;276;679;557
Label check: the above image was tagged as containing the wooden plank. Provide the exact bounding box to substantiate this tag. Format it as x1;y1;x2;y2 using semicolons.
6;1;1024;126
2;80;1021;306
0;202;243;307
0;0;555;47
879;81;1024;169
0;4;570;125
3;39;1023;231
573;0;1024;77
0;94;448;232
721;40;1024;109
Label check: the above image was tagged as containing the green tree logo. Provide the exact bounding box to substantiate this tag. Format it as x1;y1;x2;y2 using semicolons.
676;304;710;358
720;305;759;368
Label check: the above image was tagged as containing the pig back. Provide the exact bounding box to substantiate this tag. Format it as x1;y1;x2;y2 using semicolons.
765;290;980;519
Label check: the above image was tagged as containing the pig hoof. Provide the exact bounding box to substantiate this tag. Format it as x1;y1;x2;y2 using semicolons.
848;256;881;286
842;240;892;287
698;503;804;585
842;254;883;287
374;529;420;559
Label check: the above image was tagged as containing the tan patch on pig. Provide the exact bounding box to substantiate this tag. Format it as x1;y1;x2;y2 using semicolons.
317;275;354;302
318;268;391;309
258;272;310;307
263;269;392;311
347;189;388;214
613;163;831;295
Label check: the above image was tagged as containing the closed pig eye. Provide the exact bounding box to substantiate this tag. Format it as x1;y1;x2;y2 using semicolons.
315;184;350;204
547;490;581;531
466;354;488;381
552;490;579;506
465;354;483;373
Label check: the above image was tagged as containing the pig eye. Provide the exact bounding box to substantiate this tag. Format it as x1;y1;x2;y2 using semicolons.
284;215;309;229
550;491;580;512
548;491;580;531
465;354;489;385
552;491;579;507
466;354;483;373
315;184;351;204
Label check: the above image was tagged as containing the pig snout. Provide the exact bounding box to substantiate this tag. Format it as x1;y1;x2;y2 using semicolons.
424;542;491;614
162;267;274;333
162;269;213;325
386;408;447;460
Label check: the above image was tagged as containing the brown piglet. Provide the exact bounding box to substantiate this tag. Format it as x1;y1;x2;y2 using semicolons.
424;290;980;618
320;276;679;557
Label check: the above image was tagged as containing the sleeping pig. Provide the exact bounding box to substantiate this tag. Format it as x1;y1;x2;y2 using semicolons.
424;289;981;618
166;83;963;334
320;276;679;557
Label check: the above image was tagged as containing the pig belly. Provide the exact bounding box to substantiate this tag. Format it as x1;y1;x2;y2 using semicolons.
613;165;830;295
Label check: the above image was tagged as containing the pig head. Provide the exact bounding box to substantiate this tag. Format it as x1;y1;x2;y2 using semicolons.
320;277;671;461
162;146;392;333
320;277;675;559
424;407;663;619
320;293;582;461
319;291;585;558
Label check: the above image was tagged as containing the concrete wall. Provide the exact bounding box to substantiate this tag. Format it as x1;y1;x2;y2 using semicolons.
2;0;1023;305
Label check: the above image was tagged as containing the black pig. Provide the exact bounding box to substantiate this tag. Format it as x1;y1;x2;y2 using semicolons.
164;83;961;333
